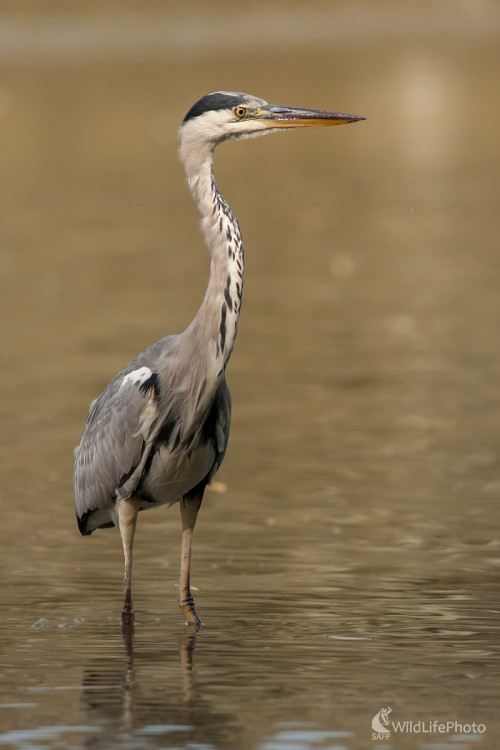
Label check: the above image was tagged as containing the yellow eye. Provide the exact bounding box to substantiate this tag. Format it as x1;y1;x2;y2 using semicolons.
234;107;247;119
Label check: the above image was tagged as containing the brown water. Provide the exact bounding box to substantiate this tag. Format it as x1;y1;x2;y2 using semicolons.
1;3;500;749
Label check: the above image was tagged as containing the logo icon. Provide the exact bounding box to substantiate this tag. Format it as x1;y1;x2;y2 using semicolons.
372;707;392;736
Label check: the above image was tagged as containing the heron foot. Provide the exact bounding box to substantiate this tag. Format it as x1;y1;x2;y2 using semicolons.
121;599;134;624
178;590;202;627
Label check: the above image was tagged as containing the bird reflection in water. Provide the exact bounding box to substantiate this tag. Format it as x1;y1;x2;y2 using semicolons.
79;622;201;747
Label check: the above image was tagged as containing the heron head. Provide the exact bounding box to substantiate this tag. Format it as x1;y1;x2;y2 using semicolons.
180;91;365;147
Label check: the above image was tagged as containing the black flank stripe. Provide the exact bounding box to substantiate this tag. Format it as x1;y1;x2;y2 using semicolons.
139;372;160;397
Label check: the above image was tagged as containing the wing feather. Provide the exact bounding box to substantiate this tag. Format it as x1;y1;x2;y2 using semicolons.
74;334;232;534
74;367;159;530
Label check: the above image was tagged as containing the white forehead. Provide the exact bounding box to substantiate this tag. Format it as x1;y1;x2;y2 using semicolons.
214;91;268;108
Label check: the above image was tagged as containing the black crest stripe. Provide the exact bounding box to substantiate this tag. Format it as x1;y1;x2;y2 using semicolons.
183;93;244;123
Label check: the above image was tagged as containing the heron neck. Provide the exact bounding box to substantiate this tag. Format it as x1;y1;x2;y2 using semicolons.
182;143;244;372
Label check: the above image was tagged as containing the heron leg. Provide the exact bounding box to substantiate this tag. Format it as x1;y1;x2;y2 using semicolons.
117;497;140;623
178;484;205;626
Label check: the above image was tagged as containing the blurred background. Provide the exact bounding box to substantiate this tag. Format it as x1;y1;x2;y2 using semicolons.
0;1;499;749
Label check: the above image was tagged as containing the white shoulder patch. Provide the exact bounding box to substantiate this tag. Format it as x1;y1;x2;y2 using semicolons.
120;366;153;389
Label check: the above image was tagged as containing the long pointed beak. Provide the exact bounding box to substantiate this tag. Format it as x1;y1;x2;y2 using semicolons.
255;104;365;129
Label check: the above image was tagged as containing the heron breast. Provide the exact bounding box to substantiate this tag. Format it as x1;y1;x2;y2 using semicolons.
139;440;216;506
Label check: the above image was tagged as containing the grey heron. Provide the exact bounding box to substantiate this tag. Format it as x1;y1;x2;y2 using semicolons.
74;91;364;625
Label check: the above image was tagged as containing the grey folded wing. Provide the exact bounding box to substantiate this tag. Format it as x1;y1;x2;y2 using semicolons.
74;366;160;533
